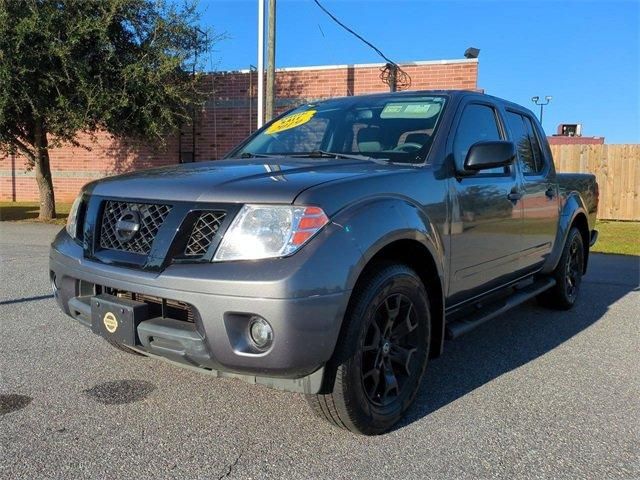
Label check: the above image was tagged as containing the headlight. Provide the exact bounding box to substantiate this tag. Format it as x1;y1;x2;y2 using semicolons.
214;205;329;261
66;194;83;239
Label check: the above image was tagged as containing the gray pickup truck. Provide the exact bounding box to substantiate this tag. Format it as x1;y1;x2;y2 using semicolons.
50;90;598;434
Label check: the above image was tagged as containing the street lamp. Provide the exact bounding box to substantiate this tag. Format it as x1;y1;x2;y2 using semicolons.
531;95;552;125
464;47;480;59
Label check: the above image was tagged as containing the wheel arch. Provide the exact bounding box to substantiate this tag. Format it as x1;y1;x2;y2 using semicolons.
356;239;445;360
571;211;590;274
335;197;446;358
320;237;445;395
317;197;446;394
542;192;592;275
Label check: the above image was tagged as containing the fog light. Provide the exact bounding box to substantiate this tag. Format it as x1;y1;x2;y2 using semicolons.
248;317;273;350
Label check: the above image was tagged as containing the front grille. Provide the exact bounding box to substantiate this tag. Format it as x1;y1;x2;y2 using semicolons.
102;286;196;323
100;201;172;255
184;211;226;256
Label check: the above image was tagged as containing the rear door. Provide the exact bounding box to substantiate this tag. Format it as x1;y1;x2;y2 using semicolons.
448;101;524;305
503;110;560;271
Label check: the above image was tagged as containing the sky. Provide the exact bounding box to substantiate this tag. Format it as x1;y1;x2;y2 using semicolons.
197;0;639;144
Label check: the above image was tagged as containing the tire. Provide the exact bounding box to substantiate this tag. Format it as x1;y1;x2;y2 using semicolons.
537;227;585;310
103;337;145;356
306;263;431;435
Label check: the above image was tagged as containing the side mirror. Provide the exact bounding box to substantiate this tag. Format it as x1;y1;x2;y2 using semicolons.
462;141;515;173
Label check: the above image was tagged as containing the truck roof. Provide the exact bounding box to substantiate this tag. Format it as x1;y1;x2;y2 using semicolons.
318;89;475;101
318;89;536;120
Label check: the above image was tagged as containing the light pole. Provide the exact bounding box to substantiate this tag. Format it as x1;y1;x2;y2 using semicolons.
531;95;552;126
257;0;265;129
265;0;276;122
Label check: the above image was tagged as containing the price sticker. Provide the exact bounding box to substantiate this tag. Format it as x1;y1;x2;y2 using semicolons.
266;110;317;134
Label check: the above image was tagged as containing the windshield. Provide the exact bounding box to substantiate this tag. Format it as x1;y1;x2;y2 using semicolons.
229;95;447;164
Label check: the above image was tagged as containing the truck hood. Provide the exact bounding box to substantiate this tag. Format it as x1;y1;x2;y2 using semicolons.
87;158;406;204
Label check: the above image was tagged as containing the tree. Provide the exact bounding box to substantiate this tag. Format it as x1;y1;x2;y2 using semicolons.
0;0;213;219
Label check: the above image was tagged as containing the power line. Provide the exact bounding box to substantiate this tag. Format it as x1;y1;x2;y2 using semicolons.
312;0;394;65
311;0;411;91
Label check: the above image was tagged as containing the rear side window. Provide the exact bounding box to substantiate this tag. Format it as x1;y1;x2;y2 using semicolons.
523;116;546;173
505;111;545;175
453;104;506;175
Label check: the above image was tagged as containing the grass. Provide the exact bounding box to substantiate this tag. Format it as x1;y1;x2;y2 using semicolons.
0;201;71;225
0;201;638;256
591;220;640;256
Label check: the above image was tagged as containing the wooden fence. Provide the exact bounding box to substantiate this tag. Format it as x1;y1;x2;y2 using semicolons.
550;144;640;221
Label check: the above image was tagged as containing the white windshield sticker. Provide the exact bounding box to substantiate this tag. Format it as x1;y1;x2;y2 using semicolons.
381;102;441;119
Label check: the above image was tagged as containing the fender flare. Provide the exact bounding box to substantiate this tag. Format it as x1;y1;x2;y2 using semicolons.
542;192;590;274
331;195;446;357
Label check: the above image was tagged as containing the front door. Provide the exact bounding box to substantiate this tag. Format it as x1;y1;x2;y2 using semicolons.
448;102;523;306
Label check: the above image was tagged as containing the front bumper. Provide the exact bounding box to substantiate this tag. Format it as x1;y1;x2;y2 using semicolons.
50;232;353;393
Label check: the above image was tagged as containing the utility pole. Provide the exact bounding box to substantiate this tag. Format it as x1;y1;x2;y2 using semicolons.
257;0;265;128
265;0;276;122
387;63;398;92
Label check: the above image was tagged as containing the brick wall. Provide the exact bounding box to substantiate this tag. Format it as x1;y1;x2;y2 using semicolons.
0;58;478;202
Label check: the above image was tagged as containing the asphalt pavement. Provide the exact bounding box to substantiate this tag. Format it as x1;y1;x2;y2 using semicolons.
1;222;639;479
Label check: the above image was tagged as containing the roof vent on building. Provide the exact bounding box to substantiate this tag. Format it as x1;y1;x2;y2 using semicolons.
557;124;582;137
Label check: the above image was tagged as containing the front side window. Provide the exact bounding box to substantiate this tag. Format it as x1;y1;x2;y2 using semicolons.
229;96;447;164
453;104;505;175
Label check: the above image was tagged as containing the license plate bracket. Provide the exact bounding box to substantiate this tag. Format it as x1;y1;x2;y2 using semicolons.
91;294;148;346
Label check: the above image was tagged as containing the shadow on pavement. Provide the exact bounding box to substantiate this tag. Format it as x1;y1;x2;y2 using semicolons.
397;253;639;429
0;294;53;306
83;380;156;405
0;394;33;416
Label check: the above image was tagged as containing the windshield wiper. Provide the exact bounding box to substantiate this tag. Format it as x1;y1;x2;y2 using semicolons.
238;152;274;158
289;150;388;163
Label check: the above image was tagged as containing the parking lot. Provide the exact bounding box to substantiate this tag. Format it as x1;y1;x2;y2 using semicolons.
1;222;638;479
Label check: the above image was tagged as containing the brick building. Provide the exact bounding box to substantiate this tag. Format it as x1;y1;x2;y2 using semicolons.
0;58;478;202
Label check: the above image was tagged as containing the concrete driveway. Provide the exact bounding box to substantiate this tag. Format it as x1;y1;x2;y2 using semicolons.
1;223;638;479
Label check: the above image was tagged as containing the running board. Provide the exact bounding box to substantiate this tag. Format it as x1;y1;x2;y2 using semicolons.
445;277;556;339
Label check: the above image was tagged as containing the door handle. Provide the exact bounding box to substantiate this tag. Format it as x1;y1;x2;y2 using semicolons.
545;186;556;199
507;189;522;202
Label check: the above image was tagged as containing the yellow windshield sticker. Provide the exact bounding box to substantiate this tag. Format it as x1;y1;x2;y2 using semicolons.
266;110;316;134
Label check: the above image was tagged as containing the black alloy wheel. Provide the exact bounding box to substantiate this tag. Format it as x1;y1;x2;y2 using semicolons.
564;233;583;302
361;293;420;407
538;226;585;310
306;263;431;435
